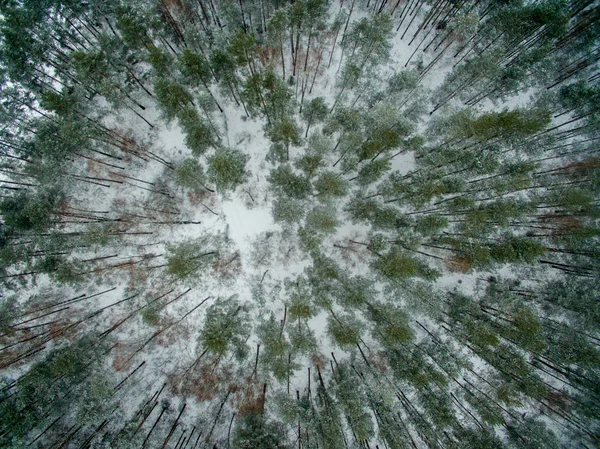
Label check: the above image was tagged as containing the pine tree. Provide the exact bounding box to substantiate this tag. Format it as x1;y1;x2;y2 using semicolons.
207;148;249;192
200;296;249;358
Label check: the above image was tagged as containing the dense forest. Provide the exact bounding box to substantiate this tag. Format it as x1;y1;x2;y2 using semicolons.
0;0;599;447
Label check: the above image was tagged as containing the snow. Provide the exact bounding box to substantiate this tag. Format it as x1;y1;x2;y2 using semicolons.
222;200;275;243
390;149;416;173
158;122;187;151
2;2;594;448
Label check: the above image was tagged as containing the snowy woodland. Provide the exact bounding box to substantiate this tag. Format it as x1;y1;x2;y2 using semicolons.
0;0;599;447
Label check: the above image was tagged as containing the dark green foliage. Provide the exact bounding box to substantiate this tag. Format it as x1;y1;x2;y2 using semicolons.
421;390;456;427
33;253;63;275
115;6;150;49
327;312;363;348
228;30;257;68
323;106;361;136
295;153;324;177
557;81;600;116
75;373;114;422
200;297;249;357
302;98;328;123
210;48;239;87
266;117;301;161
543;278;600;331
262;69;295;122
457;108;552;140
0;295;18;335
368;391;410;449
388;70;419;94
355;158;391;186
148;46;171;77
286;280;318;353
178;106;216;155
287;280;315;320
332;364;374;442
0;2;597;447
505;307;546;352
28;118;91;169
302;97;329;137
179;49;211;85
462;200;527;234
70;50;121;100
266;9;288;49
257;315;296;380
288;300;312;320
166;240;217;279
0;337;108;446
371;205;401;230
314;378;346;449
344;14;393;69
440;234;546;269
366;302;414;348
268;165;312;199
305;133;334;159
414;215;448;235
452;428;504;449
305;206;339;235
387;345;447;388
0;188;62;231
544;330;600;370
334;275;375;308
287;320;318;354
346;195;380;223
141;305;161;326
271;194;305;225
244;68;293;121
207;149;248;191
484;344;548;401
266;142;288;164
367;234;388;253
546;187;595;211
305;254;343;303
232;413;290;449
358;125;405;162
39;90;78;117
488;236;546;264
154;78;193;121
297;226;324;253
506;417;560;449
492;0;569;41
372;247;439;281
447;293;499;347
174;158;210;192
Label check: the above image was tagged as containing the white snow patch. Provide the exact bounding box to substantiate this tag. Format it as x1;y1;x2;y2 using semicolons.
390;150;416;174
158;122;187;151
222;201;277;248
